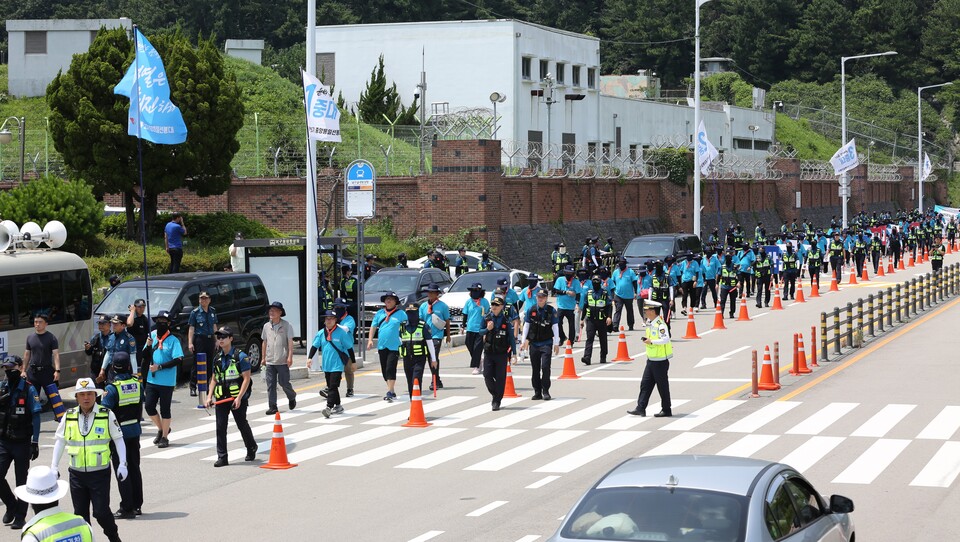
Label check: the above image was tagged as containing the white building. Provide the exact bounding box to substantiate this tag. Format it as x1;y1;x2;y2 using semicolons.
224;39;265;65
312;19;774;164
5;18;132;97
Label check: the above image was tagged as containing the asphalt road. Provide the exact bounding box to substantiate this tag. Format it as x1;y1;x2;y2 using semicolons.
24;253;960;542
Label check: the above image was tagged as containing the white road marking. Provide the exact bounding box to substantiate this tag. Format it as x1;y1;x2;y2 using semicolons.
285;426;404;463
660;400;745;431
695;345;751;368
513;536;541;542
779;436;845;473
143;422;276;459
478;398;580;429
431;398;525;427
466;500;509;517
465;430;585;471
786;402;858;435
396;429;524;469
138;421;216;447
850;404;916;437
717;434;779;458
249;394;376;423
526;475;561;489
910;442;960;487
364;395;475;426
330;428;465;467
408;530;444;542
538;399;634;429
307;398;401;423
916;406;960;439
597;400;690;430
201;424;350;462
535;431;648;473
832;439;911;484
640;432;713;456
752;312;770;318
722;402;801;433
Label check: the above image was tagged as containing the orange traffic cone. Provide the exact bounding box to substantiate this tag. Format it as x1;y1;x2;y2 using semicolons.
898;254;906;270
612;327;632;362
402;379;432;427
887;255;895;274
771;283;784;310
810;276;820;297
795;277;806;303
848;267;858;285
758;346;780;390
260;412;298;470
948;243;953;255
877;260;885;277
829;275;840;292
711;304;726;330
790;333;812;375
682;308;700;339
737;294;751;321
502;363;521;398
558;341;581;379
860;265;870;282
922;248;929;263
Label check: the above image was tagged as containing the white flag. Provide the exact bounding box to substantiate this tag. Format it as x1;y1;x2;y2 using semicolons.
302;70;342;142
696;120;719;176
830;138;859;175
921;152;933;182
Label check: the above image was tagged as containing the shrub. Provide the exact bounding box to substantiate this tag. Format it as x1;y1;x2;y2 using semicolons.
0;175;102;250
86;237;230;290
102;211;281;246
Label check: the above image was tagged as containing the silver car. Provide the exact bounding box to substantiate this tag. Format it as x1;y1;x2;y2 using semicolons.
548;455;854;542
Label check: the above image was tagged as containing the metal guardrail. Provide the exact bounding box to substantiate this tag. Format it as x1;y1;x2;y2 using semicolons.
819;262;958;362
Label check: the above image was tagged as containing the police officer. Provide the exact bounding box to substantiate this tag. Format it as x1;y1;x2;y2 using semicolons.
520;290;559;401
477;250;494;271
99;316;137;385
318;270;334;313
581;237;599;271
419;284;451;391
718;251;739;318
396;253;408;268
463;283;491;375
454;246;470;277
736;244;756;298
889;229;902;270
15;465;94;542
627;300;673;418
367;292;408;402
601;237;616;268
931;239;945;272
869;232;883;274
853;232;868;277
552;265;581;344
648;260;672;328
142;311;181;449
187;291;218;397
100;352;142;520
0;354;41;530
363;254;377;280
579;274;612;365
781;243;799;300
339;265;358;321
552;243;571;276
84;316;111;386
50;378;127;542
754;248;772;308
611;257;638;332
806;239;823;290
205;327;257;467
829;231;845;284
399;304;438;398
481;297;516;411
125;300;149;374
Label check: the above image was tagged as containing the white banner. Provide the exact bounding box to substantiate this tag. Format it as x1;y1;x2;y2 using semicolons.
921;152;933;182
302;70;342;142
696;120;719;176
830;138;859;175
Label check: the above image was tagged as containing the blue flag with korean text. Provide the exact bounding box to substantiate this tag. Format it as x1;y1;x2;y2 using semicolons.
113;28;188;145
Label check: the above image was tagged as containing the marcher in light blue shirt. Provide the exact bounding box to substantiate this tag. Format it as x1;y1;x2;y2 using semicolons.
552;265;581;344
610;258;639;331
464;283;491;374
419;283;450;390
366;291;407;402
518;273;542;314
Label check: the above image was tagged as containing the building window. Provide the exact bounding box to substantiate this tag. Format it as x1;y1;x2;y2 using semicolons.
602;143;611;162
556;63;566;84
540;59;549;81
522;57;532;80
25;31;47;54
317;53;336;86
572;66;581;87
588;142;598;162
587;67;597;89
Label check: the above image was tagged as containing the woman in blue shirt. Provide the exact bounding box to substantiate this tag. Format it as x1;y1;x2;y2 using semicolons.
142;311;182;449
334;298;358;397
366;292;407;402
463;283;491;375
309;310;353;417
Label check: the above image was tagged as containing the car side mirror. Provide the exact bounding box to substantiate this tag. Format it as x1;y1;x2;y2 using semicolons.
829;494;854;514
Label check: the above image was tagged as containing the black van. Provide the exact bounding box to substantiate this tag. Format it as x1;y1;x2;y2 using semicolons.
622;234;704;268
94;272;270;373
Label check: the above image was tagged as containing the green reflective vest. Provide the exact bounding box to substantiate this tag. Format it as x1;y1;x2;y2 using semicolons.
584;290;608;320
399;323;427;359
64;406;111;471
21;511;94;542
720;266;738;287
213;355;243;400
645;316;673;361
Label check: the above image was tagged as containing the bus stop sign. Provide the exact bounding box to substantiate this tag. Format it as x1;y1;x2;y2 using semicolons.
345;160;376;220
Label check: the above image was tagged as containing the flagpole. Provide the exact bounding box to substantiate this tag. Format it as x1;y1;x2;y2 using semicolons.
693;0;702;240
304;0;319;346
131;25;153;324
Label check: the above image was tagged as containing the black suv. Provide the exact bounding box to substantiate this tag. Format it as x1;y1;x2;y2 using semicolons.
95;272;270;373
622;234;704;268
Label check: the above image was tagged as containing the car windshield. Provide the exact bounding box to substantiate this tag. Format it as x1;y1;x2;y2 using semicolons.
363;272;419;293
624;239;675;259
560;487;746;541
448;273;509;293
97;285;182;318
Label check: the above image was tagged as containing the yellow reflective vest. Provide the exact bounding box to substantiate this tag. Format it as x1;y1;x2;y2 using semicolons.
64;406;111;471
645;316;673;361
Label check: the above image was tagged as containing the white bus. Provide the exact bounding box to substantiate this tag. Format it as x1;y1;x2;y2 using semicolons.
0;249;94;386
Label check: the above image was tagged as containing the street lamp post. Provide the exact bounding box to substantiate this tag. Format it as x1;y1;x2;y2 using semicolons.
489;91;506;140
841;51;897;228
541;74;557;173
918;82;953;213
0;116;26;183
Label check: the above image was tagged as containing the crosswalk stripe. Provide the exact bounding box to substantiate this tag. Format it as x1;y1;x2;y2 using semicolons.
526;475;560;489
285;426;404;463
831;439;911;484
138;421;215;447
640;432;713;456
717;434;779;458
779;436;845;472
910;442;960;487
466;500;509;517
660;401;744;431
364;396;476;426
307;398;401;423
513;536;541;542
535;431;648;473
465;430;585;471
538;398;634;430
478;398;580;429
143;422;277;460
850;404;916;437
329;428;465;467
201;424;350;462
596;400;690;431
722;402;801;433
407;530;444;542
431;398;525;427
916;406;960;439
249;394;376;423
396;429;525;469
786;403;858;435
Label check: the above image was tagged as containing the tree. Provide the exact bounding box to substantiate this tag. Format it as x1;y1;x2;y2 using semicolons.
599;0;695;86
699;73;754;107
921;0;960;81
357;54;418;125
851;0;926;89
0;175;102;252
46;27;244;239
787;0;860;84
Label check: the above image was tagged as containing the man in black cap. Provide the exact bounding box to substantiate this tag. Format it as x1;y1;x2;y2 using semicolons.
454;246;469;277
108;275;122;290
481;297;516;411
125;299;150;374
363;254;377;280
187;291;217;396
340;264;358;322
84;315;111;385
519;290;559;400
99;315;137;384
261;302;296;415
